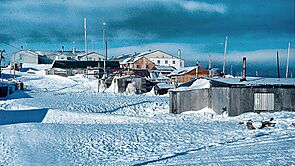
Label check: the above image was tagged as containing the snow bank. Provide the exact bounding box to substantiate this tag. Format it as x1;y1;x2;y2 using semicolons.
145;86;156;96
105;77;119;93
174;79;210;91
125;83;136;94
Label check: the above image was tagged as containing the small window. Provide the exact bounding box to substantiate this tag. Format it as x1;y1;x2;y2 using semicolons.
165;60;168;64
146;65;149;69
137;64;140;69
157;60;160;64
172;60;175;64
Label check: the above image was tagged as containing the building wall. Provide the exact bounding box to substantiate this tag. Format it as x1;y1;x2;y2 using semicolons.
228;88;254;116
169;89;210;114
80;53;105;61
275;88;295;111
143;51;184;69
130;57;155;70
211;87;295;116
211;87;230;114
169;85;295;116
14;51;38;64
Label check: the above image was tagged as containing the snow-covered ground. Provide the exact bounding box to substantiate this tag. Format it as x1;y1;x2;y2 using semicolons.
0;64;295;165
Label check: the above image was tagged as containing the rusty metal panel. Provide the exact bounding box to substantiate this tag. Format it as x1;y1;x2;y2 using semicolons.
254;93;274;111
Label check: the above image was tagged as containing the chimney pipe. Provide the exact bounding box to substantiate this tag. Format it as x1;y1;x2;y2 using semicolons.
72;47;76;54
240;57;247;81
61;46;64;53
177;49;181;59
208;54;212;77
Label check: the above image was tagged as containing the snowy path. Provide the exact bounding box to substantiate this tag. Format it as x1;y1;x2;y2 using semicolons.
0;65;295;165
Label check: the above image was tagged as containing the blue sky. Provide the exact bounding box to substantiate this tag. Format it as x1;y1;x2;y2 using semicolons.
0;0;294;68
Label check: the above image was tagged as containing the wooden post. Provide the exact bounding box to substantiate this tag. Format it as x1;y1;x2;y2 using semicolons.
277;51;280;78
0;50;3;79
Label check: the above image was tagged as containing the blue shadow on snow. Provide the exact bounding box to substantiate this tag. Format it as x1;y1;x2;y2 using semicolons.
0;108;48;125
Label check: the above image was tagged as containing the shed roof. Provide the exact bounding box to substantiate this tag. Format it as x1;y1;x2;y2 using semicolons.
168;67;195;76
207;77;295;87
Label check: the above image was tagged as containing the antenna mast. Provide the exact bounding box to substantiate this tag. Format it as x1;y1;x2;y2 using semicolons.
286;42;291;78
84;17;88;60
222;36;228;74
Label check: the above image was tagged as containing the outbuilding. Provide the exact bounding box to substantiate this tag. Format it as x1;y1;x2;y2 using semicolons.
170;77;295;116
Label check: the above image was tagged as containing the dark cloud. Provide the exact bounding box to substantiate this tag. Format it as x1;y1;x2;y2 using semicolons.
0;0;294;53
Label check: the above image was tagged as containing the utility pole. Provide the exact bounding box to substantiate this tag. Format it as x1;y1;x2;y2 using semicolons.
102;22;106;79
84;17;88;60
222;36;228;75
0;50;5;79
105;41;108;77
208;55;212;77
286;42;291;78
277;51;280;78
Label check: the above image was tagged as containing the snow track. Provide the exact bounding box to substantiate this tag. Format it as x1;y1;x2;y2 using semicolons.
1;65;295;165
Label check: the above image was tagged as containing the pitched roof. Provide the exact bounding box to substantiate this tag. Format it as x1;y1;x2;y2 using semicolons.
168;67;196;76
136;50;181;59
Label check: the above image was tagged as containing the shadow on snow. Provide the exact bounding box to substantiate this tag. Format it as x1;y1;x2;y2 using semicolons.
0;108;48;125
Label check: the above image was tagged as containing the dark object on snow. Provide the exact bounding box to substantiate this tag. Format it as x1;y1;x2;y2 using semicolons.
246;120;256;130
259;118;276;129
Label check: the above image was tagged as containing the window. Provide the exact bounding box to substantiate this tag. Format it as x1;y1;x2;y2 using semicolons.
136;64;140;69
165;60;168;64
254;93;274;111
172;60;175;64
157;60;160;64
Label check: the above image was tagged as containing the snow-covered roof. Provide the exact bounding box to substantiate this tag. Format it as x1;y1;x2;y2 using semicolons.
136;50;182;59
120;57;133;64
152;65;176;71
168;67;195;76
207;77;295;87
172;79;210;92
77;52;104;58
155;83;176;89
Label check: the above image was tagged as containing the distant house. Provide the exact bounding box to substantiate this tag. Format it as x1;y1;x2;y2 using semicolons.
13;50;40;64
46;60;119;77
151;65;176;78
120;56;156;70
77;52;105;61
14;48;104;64
168;66;209;83
137;50;184;70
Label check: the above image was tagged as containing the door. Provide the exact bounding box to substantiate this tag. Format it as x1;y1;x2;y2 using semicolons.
254;93;274;111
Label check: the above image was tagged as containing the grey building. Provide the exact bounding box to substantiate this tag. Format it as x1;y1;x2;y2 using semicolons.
170;77;295;116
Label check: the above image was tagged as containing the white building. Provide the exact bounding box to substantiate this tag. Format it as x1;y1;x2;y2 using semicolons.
77;52;105;61
137;50;184;70
14;48;104;64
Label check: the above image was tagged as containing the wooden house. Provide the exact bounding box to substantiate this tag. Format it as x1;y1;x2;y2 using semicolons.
168;66;209;83
120;56;155;70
